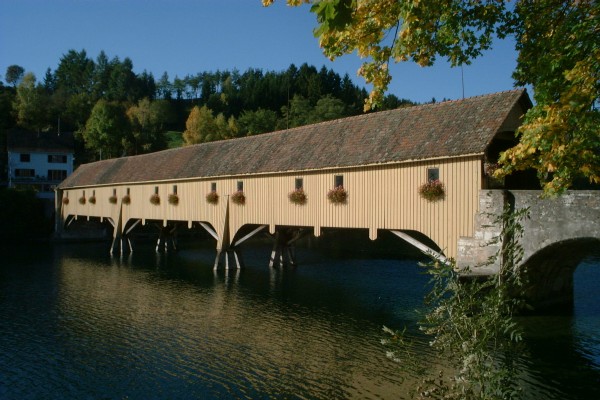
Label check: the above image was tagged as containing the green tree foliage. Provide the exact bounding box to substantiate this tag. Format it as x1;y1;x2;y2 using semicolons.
13;73;49;132
309;94;347;123
238;108;279;136
5;65;25;87
126;98;172;154
264;0;599;194
83;100;131;158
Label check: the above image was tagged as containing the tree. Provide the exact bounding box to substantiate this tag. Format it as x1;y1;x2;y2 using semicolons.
83;100;131;159
309;94;347;123
55;49;95;96
13;73;49;132
264;0;600;194
281;94;312;128
183;105;217;145
5;65;25;87
238;108;278;136
126;98;169;154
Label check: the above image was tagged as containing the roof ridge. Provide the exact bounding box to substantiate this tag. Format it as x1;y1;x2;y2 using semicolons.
60;89;530;189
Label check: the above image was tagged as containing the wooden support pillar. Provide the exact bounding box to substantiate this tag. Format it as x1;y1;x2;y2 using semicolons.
213;248;244;270
268;228;305;268
155;224;178;253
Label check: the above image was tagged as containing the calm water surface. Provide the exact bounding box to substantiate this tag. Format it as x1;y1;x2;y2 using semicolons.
0;240;599;399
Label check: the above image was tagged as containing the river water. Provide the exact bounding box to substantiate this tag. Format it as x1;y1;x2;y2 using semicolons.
0;238;599;399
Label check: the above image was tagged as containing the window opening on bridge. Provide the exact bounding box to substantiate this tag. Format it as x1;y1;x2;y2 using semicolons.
295;178;303;190
20;154;30;162
427;168;439;181
126;188;130;195
154;186;159;195
334;175;344;188
237;181;243;192
211;182;217;192
92;190;95;197
113;188;117;196
173;185;177;195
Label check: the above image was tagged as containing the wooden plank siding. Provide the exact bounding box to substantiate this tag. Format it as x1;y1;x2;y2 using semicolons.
59;154;481;258
57;90;532;259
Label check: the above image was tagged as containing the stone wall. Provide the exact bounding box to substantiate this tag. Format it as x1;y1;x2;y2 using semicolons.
457;189;600;310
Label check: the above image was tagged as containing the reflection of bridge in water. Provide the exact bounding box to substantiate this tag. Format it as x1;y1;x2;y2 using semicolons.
55;90;599;309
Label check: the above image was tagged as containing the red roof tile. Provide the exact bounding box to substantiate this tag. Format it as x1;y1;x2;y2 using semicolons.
59;89;529;188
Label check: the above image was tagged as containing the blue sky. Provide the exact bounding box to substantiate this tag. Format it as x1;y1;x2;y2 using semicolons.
0;0;521;103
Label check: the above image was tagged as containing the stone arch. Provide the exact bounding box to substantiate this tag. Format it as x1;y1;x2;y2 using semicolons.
522;237;600;312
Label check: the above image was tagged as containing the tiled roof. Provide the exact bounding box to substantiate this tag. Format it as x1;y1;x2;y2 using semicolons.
8;130;74;153
59;89;529;188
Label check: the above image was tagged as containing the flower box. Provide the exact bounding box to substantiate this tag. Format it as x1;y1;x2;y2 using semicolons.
150;194;160;205
206;191;219;205
231;190;246;205
419;179;446;202
62;197;69;205
109;196;118;204
327;186;347;204
168;193;179;205
288;188;307;205
89;196;96;205
78;197;86;205
122;194;131;205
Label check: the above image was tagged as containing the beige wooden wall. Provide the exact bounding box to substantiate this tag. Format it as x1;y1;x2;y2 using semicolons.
60;155;482;258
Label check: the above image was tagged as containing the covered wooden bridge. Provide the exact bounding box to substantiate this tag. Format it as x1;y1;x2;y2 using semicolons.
56;89;531;268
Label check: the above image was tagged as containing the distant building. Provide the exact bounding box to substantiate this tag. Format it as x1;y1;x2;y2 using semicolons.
7;129;74;201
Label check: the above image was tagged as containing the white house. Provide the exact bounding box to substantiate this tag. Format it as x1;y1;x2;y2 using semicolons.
7;129;74;200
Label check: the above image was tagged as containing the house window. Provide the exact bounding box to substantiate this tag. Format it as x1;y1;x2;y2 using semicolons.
48;169;67;181
427;168;440;182
295;178;303;190
48;154;67;163
173;185;177;194
15;169;35;177
211;182;217;192
334;175;344;188
20;154;30;162
237;181;243;192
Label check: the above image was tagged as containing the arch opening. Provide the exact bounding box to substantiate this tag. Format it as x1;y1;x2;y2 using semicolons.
522;237;600;313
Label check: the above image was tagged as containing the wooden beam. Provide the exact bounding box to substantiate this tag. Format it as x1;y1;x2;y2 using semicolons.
199;222;219;241
390;230;449;265
233;225;267;247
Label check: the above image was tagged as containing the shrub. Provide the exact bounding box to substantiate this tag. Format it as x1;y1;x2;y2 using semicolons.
206;191;219;205
288;188;307;205
419;179;445;202
327;186;347;204
150;194;160;205
231;190;246;205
